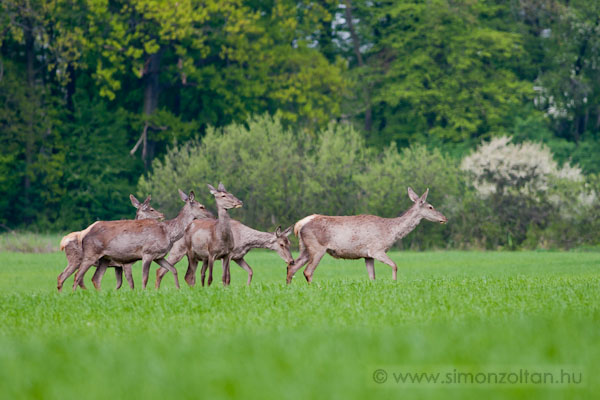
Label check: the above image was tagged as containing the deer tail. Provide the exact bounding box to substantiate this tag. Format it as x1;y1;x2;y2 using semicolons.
59;232;79;251
293;214;319;237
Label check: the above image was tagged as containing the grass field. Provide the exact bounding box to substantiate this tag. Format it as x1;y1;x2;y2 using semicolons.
0;250;598;399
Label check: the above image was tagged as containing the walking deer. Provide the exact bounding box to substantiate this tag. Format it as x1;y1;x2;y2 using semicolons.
88;195;167;290
155;221;293;288
287;187;447;284
72;189;211;290
57;195;164;291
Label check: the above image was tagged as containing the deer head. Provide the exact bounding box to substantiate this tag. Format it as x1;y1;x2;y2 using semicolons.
178;189;213;220
207;183;243;210
130;194;165;221
272;225;294;265
408;187;447;224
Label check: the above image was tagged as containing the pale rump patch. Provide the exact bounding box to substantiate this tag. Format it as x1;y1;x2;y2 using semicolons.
59;232;79;251
59;221;101;251
294;214;320;237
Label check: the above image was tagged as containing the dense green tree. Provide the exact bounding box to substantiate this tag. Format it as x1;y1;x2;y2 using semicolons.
340;0;535;146
536;0;600;141
0;0;74;227
84;0;346;167
0;0;598;243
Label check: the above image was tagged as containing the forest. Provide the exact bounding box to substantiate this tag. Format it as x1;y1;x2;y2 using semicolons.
1;0;599;249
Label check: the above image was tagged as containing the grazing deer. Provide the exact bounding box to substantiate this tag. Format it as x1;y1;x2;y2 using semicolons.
154;221;293;288
287;187;447;284
72;189;211;290
57;195;164;292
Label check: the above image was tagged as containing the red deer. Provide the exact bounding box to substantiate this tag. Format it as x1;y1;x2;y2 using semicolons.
287;187;447;284
200;183;243;286
72;190;211;290
56;195;164;291
154;222;293;288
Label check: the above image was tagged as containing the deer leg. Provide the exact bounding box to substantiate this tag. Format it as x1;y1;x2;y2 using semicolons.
365;257;376;280
122;263;134;289
155;258;180;289
155;268;165;289
91;259;111;290
373;252;398;281
73;256;97;291
114;266;123;290
155;265;168;289
287;249;310;284
157;240;187;289
91;263;109;290
58;245;87;291
59;264;88;290
207;256;215;287
141;256;153;289
200;260;208;287
185;254;199;287
303;249;326;284
226;256;232;285
234;258;253;286
57;262;80;292
222;256;232;286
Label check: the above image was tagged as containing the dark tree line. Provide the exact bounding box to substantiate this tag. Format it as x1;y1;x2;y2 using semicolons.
0;0;598;230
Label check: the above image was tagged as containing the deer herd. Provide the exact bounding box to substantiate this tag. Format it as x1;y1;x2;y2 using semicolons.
57;183;447;291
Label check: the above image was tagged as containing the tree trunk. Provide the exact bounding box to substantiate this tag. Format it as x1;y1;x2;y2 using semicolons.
66;64;76;115
318;0;336;63
23;24;35;222
141;50;162;169
344;0;372;132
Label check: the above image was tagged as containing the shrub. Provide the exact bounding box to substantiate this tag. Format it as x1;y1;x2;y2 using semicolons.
460;136;590;248
140;117;599;250
460;136;583;197
138;115;367;231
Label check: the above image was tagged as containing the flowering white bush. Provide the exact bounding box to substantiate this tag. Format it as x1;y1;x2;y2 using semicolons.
461;136;583;197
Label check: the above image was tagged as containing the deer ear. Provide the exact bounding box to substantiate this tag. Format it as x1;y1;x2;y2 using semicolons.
275;225;282;236
282;225;294;237
130;194;141;208
218;182;226;191
419;188;429;203
188;191;195;201
408;187;419;203
178;189;189;202
142;195;151;206
207;184;217;195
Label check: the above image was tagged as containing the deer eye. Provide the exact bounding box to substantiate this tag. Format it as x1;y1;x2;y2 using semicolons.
429;206;433;210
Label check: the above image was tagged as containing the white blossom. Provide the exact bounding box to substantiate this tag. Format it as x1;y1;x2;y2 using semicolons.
461;136;583;197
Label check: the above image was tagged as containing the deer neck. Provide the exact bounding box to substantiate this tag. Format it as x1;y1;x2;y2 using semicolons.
237;224;275;251
165;206;195;243
216;206;233;238
390;206;423;241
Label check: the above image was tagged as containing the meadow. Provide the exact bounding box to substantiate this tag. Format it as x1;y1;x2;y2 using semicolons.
0;250;598;399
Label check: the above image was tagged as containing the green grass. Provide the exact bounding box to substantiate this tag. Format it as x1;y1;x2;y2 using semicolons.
0;250;599;399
